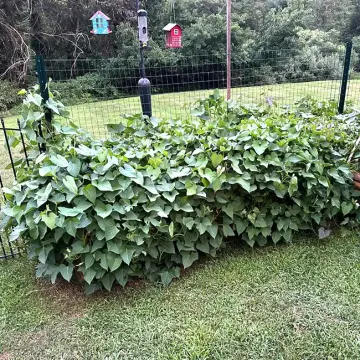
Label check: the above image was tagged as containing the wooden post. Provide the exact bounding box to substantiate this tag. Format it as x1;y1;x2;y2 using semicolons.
226;0;232;100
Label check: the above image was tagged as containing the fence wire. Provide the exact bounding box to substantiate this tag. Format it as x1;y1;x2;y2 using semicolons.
347;49;360;108
31;49;345;137
0;46;357;260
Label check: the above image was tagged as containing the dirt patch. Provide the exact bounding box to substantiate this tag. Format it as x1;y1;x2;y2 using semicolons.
0;353;12;360
3;322;78;359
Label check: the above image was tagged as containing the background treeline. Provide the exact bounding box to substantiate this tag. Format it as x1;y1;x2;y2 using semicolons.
1;0;360;111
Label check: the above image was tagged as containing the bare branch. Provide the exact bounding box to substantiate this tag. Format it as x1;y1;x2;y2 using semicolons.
0;18;32;82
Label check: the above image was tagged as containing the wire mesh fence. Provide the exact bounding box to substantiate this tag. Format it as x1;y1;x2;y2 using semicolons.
0;45;358;260
22;48;346;137
347;78;360;106
0;48;353;181
0;47;350;203
347;49;360;107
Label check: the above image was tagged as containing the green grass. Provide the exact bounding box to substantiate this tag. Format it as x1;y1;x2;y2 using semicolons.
1;232;360;359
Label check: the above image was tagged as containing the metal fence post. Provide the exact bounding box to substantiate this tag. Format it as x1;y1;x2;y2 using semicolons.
338;41;353;114
36;55;52;126
35;55;51;152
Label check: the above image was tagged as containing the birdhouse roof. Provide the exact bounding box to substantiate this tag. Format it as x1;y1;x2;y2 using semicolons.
90;11;110;21
163;23;181;31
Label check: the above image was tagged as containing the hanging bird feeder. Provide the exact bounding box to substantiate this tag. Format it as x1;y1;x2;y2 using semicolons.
163;23;183;48
90;10;112;35
138;9;149;48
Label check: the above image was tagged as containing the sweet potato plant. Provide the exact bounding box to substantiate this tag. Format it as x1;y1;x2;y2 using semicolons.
1;90;359;293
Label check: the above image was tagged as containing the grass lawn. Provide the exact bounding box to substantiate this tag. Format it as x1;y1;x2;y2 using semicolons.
1;231;359;359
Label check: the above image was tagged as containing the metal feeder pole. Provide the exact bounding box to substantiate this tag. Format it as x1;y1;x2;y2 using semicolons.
137;7;152;117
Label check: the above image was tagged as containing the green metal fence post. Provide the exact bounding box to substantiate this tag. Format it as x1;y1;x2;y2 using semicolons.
36;55;52;126
338;41;353;114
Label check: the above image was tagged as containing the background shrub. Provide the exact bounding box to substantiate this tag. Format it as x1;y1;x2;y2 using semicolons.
49;73;120;106
1;91;359;293
0;80;21;113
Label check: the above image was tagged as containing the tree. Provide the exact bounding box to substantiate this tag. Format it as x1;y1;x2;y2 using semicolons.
0;0;356;86
0;0;31;83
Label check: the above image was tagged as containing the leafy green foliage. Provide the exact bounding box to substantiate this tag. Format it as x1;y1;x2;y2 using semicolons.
0;80;21;112
1;90;359;293
49;73;120;106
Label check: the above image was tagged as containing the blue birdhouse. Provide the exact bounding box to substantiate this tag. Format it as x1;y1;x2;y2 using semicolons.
90;11;112;35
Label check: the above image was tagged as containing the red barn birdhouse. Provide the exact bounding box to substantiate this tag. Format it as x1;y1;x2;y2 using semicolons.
163;23;182;48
